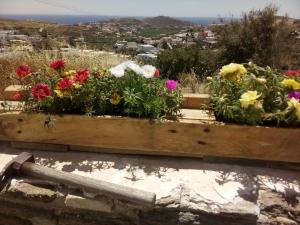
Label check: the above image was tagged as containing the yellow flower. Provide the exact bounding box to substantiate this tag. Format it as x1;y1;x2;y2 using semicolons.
281;79;300;90
73;83;82;89
110;93;121;105
239;91;262;109
220;63;247;82
288;98;300;120
54;90;70;98
63;70;76;77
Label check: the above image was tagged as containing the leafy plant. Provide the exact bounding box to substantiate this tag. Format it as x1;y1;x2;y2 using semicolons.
14;60;182;120
207;62;300;127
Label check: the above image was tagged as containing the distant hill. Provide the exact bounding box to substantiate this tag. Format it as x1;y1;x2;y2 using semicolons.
0;17;54;29
144;16;193;27
109;18;144;26
106;16;193;27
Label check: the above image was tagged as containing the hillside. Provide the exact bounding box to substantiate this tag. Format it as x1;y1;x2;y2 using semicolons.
144;16;193;27
0;17;55;29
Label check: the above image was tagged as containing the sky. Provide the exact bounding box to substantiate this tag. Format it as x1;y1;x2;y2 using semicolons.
0;0;299;18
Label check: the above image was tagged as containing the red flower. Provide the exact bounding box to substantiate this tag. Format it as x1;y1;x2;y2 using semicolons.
57;77;73;90
16;65;32;78
11;92;24;101
284;69;300;77
31;83;51;100
74;69;89;84
154;69;160;77
49;59;65;70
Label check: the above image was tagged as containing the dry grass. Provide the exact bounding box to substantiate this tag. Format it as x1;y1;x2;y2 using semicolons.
0;50;128;99
178;72;207;94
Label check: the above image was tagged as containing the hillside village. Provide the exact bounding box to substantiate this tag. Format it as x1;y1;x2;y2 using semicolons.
0;16;221;60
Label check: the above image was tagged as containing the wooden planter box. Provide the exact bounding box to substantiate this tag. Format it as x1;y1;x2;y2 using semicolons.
0;111;299;164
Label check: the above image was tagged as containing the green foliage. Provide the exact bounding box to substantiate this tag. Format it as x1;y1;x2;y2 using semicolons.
19;63;182;120
215;5;296;69
156;46;222;80
207;63;300;127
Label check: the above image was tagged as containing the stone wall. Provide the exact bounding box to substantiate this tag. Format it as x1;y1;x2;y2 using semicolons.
0;141;299;225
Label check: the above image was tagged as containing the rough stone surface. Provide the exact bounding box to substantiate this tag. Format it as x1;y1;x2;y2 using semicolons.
65;194;113;213
0;141;299;225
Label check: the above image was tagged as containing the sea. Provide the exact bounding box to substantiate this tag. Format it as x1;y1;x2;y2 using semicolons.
0;14;223;25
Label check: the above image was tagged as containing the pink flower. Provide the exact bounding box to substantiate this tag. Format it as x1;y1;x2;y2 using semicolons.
288;91;300;102
11;92;24;101
49;59;65;70
31;83;51;100
16;65;32;78
57;77;73;90
165;80;177;90
284;69;300;77
74;69;89;84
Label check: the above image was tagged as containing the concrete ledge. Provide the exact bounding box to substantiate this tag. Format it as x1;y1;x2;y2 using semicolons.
0;142;299;225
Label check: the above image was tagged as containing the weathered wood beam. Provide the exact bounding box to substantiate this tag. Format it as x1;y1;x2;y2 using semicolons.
0;112;299;163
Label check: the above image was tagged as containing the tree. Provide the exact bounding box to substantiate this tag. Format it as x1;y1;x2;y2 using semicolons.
215;5;296;69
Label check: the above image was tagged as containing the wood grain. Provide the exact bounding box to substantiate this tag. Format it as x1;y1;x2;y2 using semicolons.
0;112;299;163
21;162;156;208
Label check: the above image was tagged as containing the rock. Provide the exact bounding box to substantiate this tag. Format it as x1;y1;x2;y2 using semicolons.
65;194;113;213
274;217;297;225
6;179;58;202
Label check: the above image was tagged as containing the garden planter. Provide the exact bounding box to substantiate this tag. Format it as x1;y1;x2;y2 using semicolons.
0;111;299;164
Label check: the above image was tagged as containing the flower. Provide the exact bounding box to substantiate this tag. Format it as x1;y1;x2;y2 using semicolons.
109;63;128;77
110;93;121;105
256;78;267;84
16;65;32;78
281;79;300;90
63;70;76;77
74;69;89;84
11;92;24;101
54;90;70;98
141;65;157;78
220;63;247;82
127;62;144;75
31;83;51;100
288;98;300;120
288;91;300;102
49;59;65;70
57;77;73;90
284;69;300;77
154;69;160;77
165;80;177;91
239;91;262;109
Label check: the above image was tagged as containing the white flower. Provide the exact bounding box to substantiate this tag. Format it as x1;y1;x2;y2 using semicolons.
109;61;131;77
141;65;157;78
127;62;144;75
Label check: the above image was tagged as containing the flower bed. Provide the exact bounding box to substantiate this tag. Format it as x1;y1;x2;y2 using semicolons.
12;60;181;119
207;63;300;127
1;61;300;164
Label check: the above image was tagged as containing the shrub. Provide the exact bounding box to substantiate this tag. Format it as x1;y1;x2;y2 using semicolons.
14;60;182;120
156;46;221;81
207;62;300;127
215;5;296;69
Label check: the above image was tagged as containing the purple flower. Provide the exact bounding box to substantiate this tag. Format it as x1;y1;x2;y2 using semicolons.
288;91;300;102
165;80;177;91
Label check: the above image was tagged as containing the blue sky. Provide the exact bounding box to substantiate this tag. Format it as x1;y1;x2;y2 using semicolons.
0;0;299;18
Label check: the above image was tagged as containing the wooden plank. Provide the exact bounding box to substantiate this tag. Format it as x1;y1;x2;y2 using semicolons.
3;85;210;108
21;162;156;209
0;112;299;163
181;94;210;109
11;141;68;152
